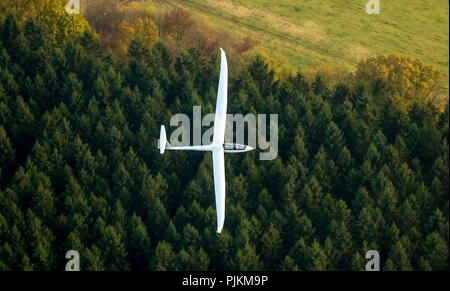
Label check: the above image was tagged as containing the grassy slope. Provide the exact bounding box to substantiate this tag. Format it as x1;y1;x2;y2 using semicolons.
154;0;449;84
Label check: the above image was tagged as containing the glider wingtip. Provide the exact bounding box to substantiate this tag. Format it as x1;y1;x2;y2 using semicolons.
219;48;226;57
217;221;224;233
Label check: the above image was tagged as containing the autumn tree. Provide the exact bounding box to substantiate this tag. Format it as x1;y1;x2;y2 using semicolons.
355;55;444;107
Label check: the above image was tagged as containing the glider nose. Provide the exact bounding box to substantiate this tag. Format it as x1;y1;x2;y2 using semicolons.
246;146;255;151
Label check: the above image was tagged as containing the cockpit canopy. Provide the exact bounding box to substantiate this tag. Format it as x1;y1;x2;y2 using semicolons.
223;143;246;150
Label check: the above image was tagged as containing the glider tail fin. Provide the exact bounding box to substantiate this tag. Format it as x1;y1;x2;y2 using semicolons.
158;125;171;154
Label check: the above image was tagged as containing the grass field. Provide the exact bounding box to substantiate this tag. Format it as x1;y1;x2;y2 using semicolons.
153;0;449;85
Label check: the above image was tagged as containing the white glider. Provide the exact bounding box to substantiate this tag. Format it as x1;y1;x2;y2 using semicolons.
158;48;254;233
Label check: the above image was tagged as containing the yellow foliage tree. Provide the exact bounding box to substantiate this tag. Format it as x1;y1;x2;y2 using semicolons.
118;17;158;58
241;45;295;80
0;0;90;45
355;55;446;107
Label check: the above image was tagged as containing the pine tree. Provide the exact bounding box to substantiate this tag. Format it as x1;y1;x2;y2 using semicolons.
26;211;54;270
305;240;328;271
329;220;353;268
390;241;413;271
324;121;345;159
350;252;366;271
0;126;15;181
311;147;336;193
260;224;282;269
234;242;262;271
128;213;151;270
99;225;129;271
420;232;449;271
151;241;176;271
147;198;170;240
182;223;200;246
417;257;432;271
247;56;274;99
84;245;105;271
279;255;300;271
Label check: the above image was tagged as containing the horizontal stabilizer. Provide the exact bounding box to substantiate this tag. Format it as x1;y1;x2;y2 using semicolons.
158;125;171;154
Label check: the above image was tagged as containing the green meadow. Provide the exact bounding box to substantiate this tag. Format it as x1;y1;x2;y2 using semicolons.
157;0;449;84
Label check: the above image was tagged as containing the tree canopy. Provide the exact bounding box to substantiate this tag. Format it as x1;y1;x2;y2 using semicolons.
0;4;448;271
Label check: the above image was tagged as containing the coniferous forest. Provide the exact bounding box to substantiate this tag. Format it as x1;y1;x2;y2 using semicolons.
0;1;448;271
